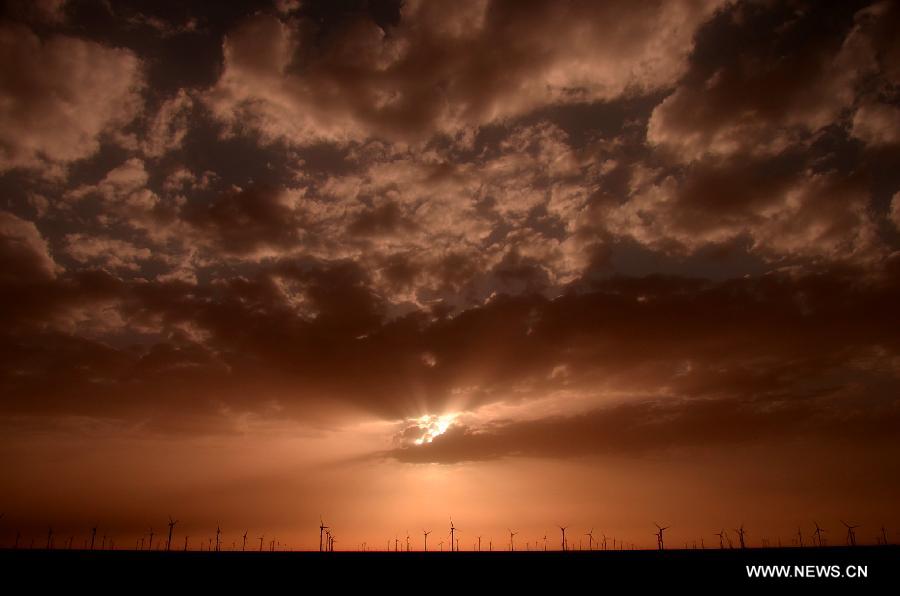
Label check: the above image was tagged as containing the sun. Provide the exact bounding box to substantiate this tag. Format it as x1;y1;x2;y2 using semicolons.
412;413;457;445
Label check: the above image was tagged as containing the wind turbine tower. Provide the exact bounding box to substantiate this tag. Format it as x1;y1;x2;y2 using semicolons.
166;516;178;552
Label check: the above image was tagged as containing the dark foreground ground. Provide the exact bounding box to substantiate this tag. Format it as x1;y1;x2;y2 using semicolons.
2;546;897;588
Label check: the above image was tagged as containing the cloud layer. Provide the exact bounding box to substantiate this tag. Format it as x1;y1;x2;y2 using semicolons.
0;0;898;467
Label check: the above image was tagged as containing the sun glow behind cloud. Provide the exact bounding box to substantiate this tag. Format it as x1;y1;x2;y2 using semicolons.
411;414;458;445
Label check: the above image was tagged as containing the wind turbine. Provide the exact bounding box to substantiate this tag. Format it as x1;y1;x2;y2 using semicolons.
215;525;222;552
715;530;725;549
147;528;155;551
406;531;410;552
242;530;248;551
477;535;482;552
184;536;189;551
166;516;178;551
258;535;265;552
734;525;746;549
423;529;431;552
559;526;568;551
90;524;98;550
319;517;329;552
841;521;859;547
449;518;457;552
508;529;518;552
654;523;669;550
813;522;825;547
585;528;594;550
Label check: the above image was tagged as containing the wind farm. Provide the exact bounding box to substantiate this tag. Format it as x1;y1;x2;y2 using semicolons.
1;515;895;554
1;513;895;587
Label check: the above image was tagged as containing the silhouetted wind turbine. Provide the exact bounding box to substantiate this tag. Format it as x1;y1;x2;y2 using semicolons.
423;529;431;552
813;522;825;547
585;528;594;550
559;526;568;551
242;530;248;551
508;529;518;552
90;524;98;550
319;517;329;552
184;536;189;551
734;525;746;549
215;525;221;552
258;535;265;552
654;523;669;551
450;518;457;552
147;528;155;551
477;535;482;552
715;530;725;549
166;516;178;551
841;521;859;547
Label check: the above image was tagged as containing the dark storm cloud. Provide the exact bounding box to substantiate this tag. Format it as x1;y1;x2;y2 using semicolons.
1;0;899;455
649;2;863;159
385;391;900;463
603;153;884;263
181;184;307;256
0;211;58;282
0;19;142;176
206;0;723;145
3;202;899;436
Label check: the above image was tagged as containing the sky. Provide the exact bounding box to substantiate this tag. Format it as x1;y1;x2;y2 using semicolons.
1;0;899;551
